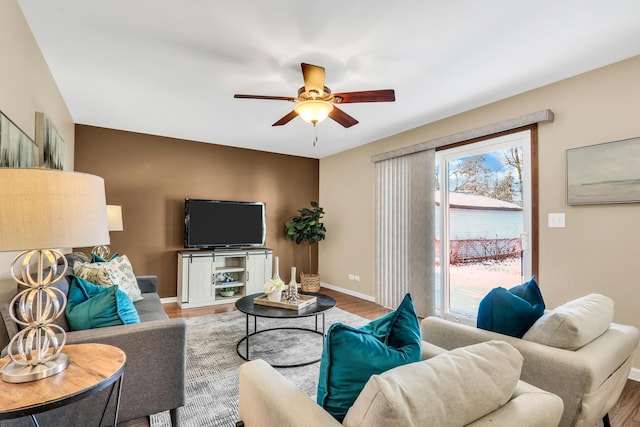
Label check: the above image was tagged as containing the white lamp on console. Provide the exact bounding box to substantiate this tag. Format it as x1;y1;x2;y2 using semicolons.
0;168;109;383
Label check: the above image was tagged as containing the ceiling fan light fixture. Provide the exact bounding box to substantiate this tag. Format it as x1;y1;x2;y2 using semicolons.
294;100;334;124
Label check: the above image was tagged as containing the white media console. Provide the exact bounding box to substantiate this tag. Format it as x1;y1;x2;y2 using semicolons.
177;248;273;308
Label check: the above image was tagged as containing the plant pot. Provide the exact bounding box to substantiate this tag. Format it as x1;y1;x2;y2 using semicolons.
267;290;282;302
300;272;320;292
220;290;235;297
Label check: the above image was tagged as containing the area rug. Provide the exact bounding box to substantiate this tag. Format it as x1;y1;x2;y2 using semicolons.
150;308;369;427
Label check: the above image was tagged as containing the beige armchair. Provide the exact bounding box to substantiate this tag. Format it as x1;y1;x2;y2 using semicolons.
421;299;639;427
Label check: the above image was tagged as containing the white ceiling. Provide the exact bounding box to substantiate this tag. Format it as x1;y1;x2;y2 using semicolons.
17;1;640;159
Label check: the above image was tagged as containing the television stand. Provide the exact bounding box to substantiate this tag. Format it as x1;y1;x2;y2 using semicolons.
177;248;272;308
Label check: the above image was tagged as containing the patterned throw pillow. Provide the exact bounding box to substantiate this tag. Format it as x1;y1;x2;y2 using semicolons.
73;254;143;302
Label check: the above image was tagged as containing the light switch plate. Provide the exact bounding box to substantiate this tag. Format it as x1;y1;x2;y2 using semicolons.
548;213;565;228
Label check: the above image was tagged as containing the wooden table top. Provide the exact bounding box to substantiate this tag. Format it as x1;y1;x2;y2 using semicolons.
0;343;126;416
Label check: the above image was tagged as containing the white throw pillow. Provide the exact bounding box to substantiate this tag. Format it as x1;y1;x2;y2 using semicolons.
343;340;523;427
522;293;613;350
73;255;143;302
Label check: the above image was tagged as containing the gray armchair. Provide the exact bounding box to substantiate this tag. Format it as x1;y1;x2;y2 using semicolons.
1;273;186;426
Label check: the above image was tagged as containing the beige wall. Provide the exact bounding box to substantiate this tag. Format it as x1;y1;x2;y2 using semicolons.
0;0;75;346
320;55;640;368
74;125;319;298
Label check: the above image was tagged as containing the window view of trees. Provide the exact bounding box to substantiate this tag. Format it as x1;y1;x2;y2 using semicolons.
441;148;523;206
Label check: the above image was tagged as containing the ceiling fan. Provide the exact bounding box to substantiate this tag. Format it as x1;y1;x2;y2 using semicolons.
234;63;395;128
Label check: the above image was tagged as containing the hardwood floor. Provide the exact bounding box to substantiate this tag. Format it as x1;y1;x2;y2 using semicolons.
126;288;639;427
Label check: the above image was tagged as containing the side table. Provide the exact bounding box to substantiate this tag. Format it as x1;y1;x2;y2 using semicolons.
0;343;126;426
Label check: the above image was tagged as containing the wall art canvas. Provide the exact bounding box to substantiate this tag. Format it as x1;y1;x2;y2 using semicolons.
567;137;640;205
0;111;38;167
36;112;64;170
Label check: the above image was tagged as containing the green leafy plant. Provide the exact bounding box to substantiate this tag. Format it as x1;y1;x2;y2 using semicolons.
285;201;326;273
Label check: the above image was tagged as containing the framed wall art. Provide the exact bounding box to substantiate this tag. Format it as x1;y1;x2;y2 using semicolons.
35;111;65;170
567;136;640;205
0;111;38;168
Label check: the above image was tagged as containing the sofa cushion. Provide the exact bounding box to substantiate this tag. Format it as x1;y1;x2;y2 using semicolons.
73;254;143;302
65;275;140;330
522;293;613;350
343;341;523;427
477;276;545;338
317;293;421;422
134;292;169;322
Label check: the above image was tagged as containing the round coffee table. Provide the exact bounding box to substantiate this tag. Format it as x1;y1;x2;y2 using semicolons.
235;292;336;368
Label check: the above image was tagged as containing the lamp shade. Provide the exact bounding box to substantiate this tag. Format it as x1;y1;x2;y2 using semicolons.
294;100;334;124
0;168;110;251
106;205;123;231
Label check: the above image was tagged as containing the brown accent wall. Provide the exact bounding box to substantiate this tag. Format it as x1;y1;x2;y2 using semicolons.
74;125;319;298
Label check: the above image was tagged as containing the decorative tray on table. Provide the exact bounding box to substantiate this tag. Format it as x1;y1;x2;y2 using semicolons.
253;294;317;310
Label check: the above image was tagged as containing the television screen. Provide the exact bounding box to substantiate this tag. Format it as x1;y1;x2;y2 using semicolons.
184;199;266;248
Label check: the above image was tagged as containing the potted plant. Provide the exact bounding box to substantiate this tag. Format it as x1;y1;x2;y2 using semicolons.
284;201;326;292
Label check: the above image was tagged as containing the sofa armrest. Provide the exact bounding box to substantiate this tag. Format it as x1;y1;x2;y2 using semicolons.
421;316;639;426
136;275;158;293
62;318;186;422
421;317;638;392
467;381;564;427
238;359;341;427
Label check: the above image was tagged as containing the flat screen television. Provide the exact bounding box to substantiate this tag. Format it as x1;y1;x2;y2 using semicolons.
184;199;266;248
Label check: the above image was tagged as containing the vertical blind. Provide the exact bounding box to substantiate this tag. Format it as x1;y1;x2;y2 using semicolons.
375;149;435;317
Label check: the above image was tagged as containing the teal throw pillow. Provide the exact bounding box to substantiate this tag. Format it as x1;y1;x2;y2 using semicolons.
65;275;140;331
477;276;545;338
317;293;421;422
91;252;119;263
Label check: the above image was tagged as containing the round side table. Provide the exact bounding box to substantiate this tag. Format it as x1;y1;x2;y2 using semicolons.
0;343;126;426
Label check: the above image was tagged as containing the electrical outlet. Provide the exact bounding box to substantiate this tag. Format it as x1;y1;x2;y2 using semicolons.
348;274;360;281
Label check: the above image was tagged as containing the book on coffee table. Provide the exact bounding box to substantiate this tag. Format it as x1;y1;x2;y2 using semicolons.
254;294;317;310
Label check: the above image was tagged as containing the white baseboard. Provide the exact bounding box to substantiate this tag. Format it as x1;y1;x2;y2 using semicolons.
160;296;178;304
629;367;640;382
320;282;375;302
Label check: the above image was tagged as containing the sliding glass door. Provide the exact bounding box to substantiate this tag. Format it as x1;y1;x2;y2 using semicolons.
435;130;532;323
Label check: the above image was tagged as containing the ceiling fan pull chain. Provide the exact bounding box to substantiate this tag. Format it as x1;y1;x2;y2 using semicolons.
313;123;318;147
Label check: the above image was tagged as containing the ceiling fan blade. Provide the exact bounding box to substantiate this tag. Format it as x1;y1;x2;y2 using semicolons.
329;106;359;128
234;94;295;101
301;63;325;96
272;110;299;126
333;89;396;103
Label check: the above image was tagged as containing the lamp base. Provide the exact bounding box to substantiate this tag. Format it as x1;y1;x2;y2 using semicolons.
1;353;69;383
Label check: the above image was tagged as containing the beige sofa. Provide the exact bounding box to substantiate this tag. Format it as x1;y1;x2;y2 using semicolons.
421;311;639;427
237;340;564;427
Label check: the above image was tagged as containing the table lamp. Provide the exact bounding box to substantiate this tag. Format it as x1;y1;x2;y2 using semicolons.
0;168;109;383
92;204;123;259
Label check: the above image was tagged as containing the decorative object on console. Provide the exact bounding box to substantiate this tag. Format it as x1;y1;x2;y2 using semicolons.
285;201;326;292
0;168;109;383
92;204;123;259
220;287;235;297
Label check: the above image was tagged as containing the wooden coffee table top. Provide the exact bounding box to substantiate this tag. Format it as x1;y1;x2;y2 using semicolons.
0;343;126;418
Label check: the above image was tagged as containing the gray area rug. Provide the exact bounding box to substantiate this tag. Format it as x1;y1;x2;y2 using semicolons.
150;308;369;427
